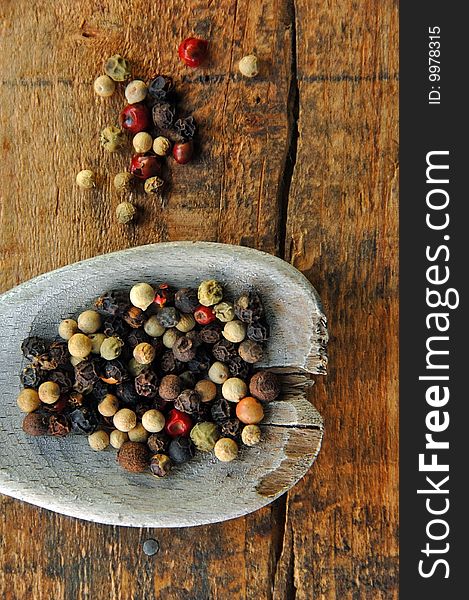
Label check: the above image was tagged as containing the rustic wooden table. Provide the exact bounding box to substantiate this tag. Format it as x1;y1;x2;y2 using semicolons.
0;1;398;598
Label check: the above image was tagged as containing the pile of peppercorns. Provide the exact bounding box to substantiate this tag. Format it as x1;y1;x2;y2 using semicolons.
17;280;281;477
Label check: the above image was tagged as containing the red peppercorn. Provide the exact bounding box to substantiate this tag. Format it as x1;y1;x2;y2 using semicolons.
165;408;193;437
173;141;194;165
154;283;171;307
178;38;208;68
130;154;162;180
119;103;152;134
194;305;216;325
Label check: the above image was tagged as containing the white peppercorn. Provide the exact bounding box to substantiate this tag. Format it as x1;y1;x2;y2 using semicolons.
238;54;258;78
76;169;95;189
113;408;137;432
77;310;102;334
58;319;78;340
141;409;165;433
68;333;92;358
93;74;116;97
38;381;61;405
17;389;41;413
88;430;110;451
222;320;247;343
241;424;262;446
133;131;153;153
116;202;136;224
162;328;182;349
89;332;106;354
125;80;148;104
222;377;248;402
128;423;150;443
130;283;155;310
208;361;230;384
153;136;171;156
110;429;129;449
214;438;239;462
133;342;156;365
98;394;119;417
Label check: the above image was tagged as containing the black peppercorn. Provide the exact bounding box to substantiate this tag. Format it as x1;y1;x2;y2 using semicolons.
174;288;199;313
48;369;74;392
150;453;172;477
69;406;100;434
147;75;175;102
36;341;69;370
212;339;238;362
168;436;195;464
147;431;170;453
172;336;197;362
227;356;251;380
247;321;269;343
101;359;129;384
234;291;265;323
123;306;146;329
198;323;222;345
126;328;151;349
116;381;142;405
74;359;100;392
187;348;211;374
220;418;241;439
95;290;128;316
174;116;197;141
20;363;45;389
178;370;197;389
103;316;129;338
135;369;159;398
90;379;109;401
174;389;201;415
211;398;234;423
48;414;71;437
21;336;47;361
152;102;176;130
157;307;180;328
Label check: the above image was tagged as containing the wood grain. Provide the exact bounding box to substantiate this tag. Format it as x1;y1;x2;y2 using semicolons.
0;0;398;598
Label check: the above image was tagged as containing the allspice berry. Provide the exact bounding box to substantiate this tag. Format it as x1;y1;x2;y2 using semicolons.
94;74;116;97
76;169;95;189
22;412;49;436
114;172;134;192
133;131;153;153
208;361;230;384
133;342;156;365
100;125;126;152
153;136;171;156
214;438;239;462
222;320;247;343
241;424;262;446
190;422;219;452
222;377;248;403
110;429;129;449
17;388;41;413
249;370;281;402
113;408;137;432
141;409;165;433
195;379;217;403
58;319;78;340
88;430;110;451
98;394;119;417
238;54;258;78
130;283;155;310
238;340;263;364
116;202;136;224
117;441;150;473
159;374;182;401
198;280;223;306
128;423;150;443
77;310;102;334
236;396;264;424
38;381;61;405
144;315;165;338
100;336;124;360
68;333;92;358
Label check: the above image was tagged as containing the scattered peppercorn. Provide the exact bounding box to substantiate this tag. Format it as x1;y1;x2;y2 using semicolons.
222;320;247;343
105;55;131;82
172;141;194;164
110;429;129;449
153;136;171;156
214;437;238;462
238;340;263;364
238;55;259;78
144;175;165;196
22;412;49;436
165;408;192;437
94;74;116;97
17;388;41;413
120;103;152;134
178;38;209;68
190;421;219;451
100;125;126;152
114;172;134;192
194;306;216;325
76;169;95;189
208;361;230;384
241;424;261;446
133;131;153;154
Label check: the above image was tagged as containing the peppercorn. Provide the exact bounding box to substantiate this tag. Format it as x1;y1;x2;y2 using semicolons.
74;359;100;392
17;388;41;413
194;306;216;325
165;408;193;437
222;377;248;403
156;307;180;328
168;436;195;464
174;116;197;141
152;102;176;130
175;314;196;333
69;390;85;407
130;283;155;311
70;356;83;367
91;379;110;402
236;396;264;424
133;131;153;154
133;342;156;365
117;441;150;472
208;361;230;384
212;340;236;364
238;55;258;78
174;288;199;313
123;305;146;328
210;398;233;423
160;350;183;374
172;336;197;362
178;37;208;68
220;419;241;439
213;301;235;323
68;333;92;359
148;75;175;101
247;321;269;342
36;341;69;371
125;80;148;104
222;320;247;343
141;409;165;433
150;453;172;477
174;389;201;415
147;431;170;453
187;348;211;374
100;336;124;360
195;379;217;403
238;340;263;364
101;359;128;384
98;394;119;417
21;336;47;361
179;370;197;389
76;169;95;189
190;422;219;452
144;315;166;338
88;430;110;451
47;370;72;393
158;374;181;401
105;54;131;81
198;323;222;345
227;356;251;380
114;172;134;193
110;429;129;449
94;74;116;97
100;125;126;152
77;310;102;334
126;357;146;377
58;319;78;340
128;423;150;443
125;329;151;349
103;316;129;338
153;136;171;156
154;283;175;308
20;364;45;389
95;290;128;316
69;406;100;434
89;332;106;355
172;140;194;165
113;408;137;432
234;291;265;323
48;414;71;437
198;280;223;306
120;103;152;134
38;381;60;405
135;369;159;397
130;153;162;179
144;175;165;196
241;424;261;446
22;412;49;436
214;438;238;462
249;370;281;402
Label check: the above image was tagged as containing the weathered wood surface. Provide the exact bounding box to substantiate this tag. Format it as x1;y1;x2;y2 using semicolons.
0;0;398;598
0;243;326;526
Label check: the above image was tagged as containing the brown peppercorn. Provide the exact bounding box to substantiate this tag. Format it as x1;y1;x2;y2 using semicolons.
150;453;172;477
236;396;264;424
238;340;264;364
195;379;217;403
249;370;281;402
159;374;182;401
172;336;197;362
48;414;71;437
117;441;150;473
123;306;146;328
22;412;49;436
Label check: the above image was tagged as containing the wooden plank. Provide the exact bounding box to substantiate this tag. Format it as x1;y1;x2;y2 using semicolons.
276;0;399;598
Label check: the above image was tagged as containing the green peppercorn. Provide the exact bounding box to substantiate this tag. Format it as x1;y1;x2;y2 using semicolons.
114;172;134;192
76;169;95;189
100;125;126;152
104;54;131;82
100;336;124;360
144;176;165;196
190;422;220;452
116;202;136;224
213;301;235;322
198;280;223;306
